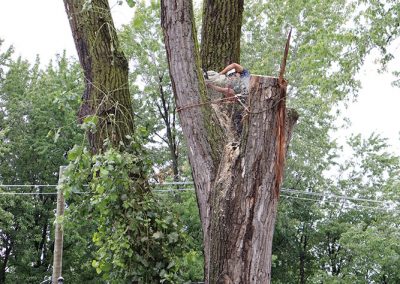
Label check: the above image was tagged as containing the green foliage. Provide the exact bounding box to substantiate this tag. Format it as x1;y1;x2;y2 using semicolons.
274;134;400;283
125;0;136;8
0;45;84;282
62;143;190;283
0;194;51;283
158;190;204;281
354;0;400;71
339;216;400;283
242;0;400;198
318;134;400;281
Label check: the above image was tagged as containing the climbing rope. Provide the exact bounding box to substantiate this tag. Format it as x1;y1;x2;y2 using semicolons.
176;91;284;115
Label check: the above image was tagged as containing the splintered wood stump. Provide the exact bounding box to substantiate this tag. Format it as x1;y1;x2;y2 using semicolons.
205;75;298;283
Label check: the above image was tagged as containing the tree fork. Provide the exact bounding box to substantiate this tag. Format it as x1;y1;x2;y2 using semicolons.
162;1;298;283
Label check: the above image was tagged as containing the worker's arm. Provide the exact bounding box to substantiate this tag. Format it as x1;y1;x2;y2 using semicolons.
206;82;235;100
219;63;244;75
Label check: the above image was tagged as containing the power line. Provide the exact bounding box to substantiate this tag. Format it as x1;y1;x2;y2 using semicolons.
0;182;194;188
153;187;397;206
153;188;195;192
0;191;87;195
0;184;58;188
1;183;398;208
282;188;386;204
1;191;395;212
154;181;194;185
280;195;398;213
0;192;58;195
1;189;397;213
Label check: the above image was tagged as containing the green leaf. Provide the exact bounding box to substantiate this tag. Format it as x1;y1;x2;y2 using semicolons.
152;231;163;239
126;0;136;8
67;145;83;161
83;115;99;125
96;184;105;194
167;232;179;243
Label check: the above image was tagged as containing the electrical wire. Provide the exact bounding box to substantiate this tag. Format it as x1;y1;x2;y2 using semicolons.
0;192;58;195
0;182;194;188
280;195;398;212
1;190;397;212
282;188;387;204
152;187;397;206
0;183;398;210
0;184;58;188
0;191;87;195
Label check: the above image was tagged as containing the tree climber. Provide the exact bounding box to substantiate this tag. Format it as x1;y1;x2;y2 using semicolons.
204;63;250;102
204;63;251;135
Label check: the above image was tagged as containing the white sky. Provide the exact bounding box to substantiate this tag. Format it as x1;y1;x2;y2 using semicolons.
345;51;400;153
0;0;399;153
0;1;132;62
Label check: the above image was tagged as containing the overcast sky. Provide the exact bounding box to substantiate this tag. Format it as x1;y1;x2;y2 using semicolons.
0;0;399;153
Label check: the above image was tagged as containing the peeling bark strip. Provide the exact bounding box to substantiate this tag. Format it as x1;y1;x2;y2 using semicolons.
161;1;298;283
64;0;134;152
275;29;292;199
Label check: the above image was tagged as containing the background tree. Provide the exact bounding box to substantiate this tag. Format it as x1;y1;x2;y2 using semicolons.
64;0;134;152
0;48;83;283
119;1;186;182
312;134;400;283
63;0;192;282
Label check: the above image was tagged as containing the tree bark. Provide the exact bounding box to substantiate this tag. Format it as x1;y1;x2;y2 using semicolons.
161;1;298;283
64;0;134;152
200;0;244;70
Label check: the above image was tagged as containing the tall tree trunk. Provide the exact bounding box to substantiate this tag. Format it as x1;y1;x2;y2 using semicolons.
35;220;48;267
200;0;244;70
157;80;180;181
161;1;298;283
64;0;134;152
299;228;308;284
0;237;12;284
166;121;179;181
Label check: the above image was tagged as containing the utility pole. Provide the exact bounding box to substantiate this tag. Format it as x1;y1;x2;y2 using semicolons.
52;166;66;284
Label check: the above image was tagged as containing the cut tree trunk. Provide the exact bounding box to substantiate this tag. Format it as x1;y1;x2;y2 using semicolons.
161;1;298;283
207;76;298;283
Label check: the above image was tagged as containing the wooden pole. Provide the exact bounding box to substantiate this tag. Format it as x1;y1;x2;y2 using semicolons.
52;166;66;284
